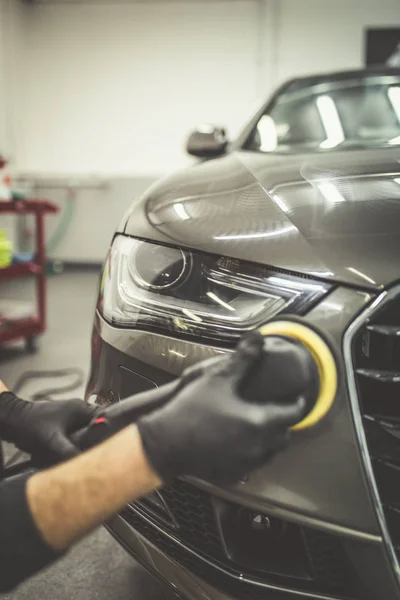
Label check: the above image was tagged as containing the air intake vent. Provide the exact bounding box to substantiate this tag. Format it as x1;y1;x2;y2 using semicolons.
351;290;400;556
126;479;356;598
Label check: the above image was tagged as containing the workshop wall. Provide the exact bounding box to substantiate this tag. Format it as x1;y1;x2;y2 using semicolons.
13;0;260;176
3;0;400;263
11;0;262;263
0;0;26;249
276;0;400;84
0;2;8;157
0;0;25;160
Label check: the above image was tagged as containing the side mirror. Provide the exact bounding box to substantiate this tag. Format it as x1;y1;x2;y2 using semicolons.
186;125;228;158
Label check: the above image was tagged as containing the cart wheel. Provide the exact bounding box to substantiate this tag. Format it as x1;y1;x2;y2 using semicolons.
26;336;39;353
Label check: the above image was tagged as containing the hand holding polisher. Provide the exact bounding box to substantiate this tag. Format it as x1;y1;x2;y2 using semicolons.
72;317;338;483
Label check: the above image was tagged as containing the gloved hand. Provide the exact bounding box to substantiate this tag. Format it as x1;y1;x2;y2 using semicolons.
0;392;98;466
137;331;307;485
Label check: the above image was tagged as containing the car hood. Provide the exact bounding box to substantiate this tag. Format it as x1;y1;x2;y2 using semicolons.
123;147;400;289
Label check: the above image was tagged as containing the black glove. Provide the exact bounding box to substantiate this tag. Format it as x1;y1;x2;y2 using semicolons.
137;332;308;485
0;393;97;466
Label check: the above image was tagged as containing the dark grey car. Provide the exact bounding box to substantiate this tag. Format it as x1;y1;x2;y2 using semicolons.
87;69;400;599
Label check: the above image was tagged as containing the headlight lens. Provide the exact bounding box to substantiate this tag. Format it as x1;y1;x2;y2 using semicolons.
99;235;331;344
128;242;192;291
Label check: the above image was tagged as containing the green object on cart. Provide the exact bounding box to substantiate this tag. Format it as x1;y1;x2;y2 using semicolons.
0;230;12;268
11;189;27;201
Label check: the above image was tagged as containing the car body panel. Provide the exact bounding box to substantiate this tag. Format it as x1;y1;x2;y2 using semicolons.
124;148;400;290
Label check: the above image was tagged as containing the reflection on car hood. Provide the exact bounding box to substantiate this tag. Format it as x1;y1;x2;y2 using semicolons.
124;148;400;289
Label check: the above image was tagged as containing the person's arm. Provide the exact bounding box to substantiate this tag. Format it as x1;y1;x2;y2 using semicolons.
27;425;160;551
0;331;308;591
25;331;309;550
0;425;160;593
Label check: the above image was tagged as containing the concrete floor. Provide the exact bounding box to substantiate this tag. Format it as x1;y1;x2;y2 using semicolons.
0;271;175;600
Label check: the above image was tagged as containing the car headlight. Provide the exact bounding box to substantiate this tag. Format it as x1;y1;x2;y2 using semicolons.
98;235;331;344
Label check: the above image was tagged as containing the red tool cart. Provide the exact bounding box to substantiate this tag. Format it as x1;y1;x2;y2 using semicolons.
0;199;59;351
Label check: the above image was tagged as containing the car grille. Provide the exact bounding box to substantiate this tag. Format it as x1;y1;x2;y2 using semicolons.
160;480;224;558
122;479;356;599
351;290;400;564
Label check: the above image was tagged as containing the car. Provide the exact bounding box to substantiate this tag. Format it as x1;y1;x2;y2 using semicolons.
86;68;400;600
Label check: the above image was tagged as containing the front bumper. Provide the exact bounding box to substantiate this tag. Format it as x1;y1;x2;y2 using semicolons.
87;286;400;600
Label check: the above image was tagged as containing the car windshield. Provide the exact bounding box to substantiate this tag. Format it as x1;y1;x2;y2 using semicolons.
247;74;400;153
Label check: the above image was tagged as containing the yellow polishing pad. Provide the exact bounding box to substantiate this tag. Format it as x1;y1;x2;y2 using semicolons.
258;320;338;431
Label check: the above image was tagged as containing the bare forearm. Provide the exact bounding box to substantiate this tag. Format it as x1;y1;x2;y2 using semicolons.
27;425;161;551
